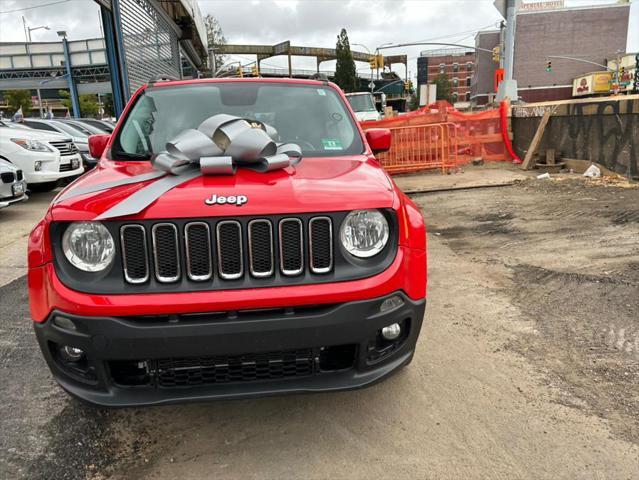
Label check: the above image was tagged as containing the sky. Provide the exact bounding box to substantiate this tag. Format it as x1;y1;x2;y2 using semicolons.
0;0;637;81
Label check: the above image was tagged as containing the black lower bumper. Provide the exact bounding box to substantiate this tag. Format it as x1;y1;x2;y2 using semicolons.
34;291;425;407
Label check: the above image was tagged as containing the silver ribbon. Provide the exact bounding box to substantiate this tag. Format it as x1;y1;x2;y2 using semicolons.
55;114;302;220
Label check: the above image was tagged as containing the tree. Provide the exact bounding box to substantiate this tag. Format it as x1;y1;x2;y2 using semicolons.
4;90;32;117
334;28;359;93
433;73;453;103
59;90;99;117
204;14;226;74
408;93;420;111
102;93;114;118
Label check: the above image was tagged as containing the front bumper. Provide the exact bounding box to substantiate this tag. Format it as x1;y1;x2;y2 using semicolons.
34;292;425;407
0;192;28;209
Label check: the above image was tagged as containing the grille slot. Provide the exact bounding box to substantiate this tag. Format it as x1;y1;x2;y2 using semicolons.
1;172;15;183
216;221;243;280
152;223;180;282
309;217;333;274
248;220;274;277
59;163;74;172
185;222;212;281
155;349;315;387
120;225;149;284
16;170;23;181
49;140;78;156
279;218;304;276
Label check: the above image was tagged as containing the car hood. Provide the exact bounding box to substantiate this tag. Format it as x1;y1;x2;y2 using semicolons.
0;158;18;173
51;155;398;221
0;127;70;142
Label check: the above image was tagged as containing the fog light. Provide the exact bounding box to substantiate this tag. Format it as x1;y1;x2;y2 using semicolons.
71;158;80;169
380;295;404;313
53;316;76;331
34;161;42;171
59;345;84;362
381;323;402;340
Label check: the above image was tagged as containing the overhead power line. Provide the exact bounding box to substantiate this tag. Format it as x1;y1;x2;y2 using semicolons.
0;0;70;15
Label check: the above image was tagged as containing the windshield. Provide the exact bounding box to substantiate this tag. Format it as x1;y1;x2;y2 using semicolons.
51;121;88;139
113;82;364;159
346;94;376;112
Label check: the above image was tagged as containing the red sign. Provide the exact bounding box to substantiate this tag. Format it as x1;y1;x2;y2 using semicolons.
494;68;505;92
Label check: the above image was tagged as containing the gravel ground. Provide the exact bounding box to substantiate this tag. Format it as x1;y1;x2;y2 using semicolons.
0;176;637;479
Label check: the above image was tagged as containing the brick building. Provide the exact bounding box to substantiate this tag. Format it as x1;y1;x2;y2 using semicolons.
471;2;630;105
417;48;475;104
470;30;501;106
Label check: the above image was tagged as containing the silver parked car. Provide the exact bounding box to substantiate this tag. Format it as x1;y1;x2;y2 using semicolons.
0;158;27;209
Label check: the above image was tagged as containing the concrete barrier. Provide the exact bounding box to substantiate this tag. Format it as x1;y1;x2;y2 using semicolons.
511;95;639;180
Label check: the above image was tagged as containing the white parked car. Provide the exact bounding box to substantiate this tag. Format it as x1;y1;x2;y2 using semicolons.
21;118;98;168
0;157;27;209
0;121;83;192
345;92;382;122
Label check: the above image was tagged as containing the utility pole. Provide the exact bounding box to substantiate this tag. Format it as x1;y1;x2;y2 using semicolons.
494;0;518;101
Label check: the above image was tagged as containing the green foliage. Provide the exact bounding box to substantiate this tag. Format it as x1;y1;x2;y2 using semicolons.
102;94;114;118
58;90;99;117
334;28;359;93
204;14;226;73
433;73;453;103
408;93;420;111
4;90;32;116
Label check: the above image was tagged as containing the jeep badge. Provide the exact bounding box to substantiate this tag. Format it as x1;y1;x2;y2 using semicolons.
204;194;248;206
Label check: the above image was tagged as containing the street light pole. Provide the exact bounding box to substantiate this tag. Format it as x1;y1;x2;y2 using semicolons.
353;43;374;93
57;31;80;118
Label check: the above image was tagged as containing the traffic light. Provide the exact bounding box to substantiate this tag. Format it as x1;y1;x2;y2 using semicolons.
492;46;500;63
369;55;377;69
251;65;259;77
237;66;243;77
619;66;625;77
376;54;384;68
546;60;552;72
404;81;410;91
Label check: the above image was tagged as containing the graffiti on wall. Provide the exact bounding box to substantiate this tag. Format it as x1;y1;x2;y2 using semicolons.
513;98;638;180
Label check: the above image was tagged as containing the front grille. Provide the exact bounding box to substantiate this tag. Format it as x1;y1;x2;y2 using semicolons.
1;172;15;183
16;170;23;181
59;163;73;172
156;349;315;387
118;215;335;285
50;140;79;156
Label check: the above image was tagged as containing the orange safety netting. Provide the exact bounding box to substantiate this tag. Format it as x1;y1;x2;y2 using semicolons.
362;101;514;174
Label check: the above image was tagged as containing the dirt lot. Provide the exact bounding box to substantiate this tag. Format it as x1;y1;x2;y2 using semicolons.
1;176;637;479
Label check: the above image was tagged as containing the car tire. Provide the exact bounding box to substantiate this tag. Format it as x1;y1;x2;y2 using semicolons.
28;182;58;193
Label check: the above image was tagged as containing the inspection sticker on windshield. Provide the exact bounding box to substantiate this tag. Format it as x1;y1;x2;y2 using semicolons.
317;89;327;96
321;139;343;150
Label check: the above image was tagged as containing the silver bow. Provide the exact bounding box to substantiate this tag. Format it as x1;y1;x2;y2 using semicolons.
55;114;302;220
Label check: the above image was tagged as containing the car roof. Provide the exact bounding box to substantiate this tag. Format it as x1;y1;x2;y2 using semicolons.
147;77;331;90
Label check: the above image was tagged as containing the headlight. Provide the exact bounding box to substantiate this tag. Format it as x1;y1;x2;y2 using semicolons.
10;138;53;152
62;222;115;272
340;210;389;258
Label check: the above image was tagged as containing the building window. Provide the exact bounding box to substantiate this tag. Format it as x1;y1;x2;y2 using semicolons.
466;62;473;71
452;92;458;102
453;63;459;72
466;77;471;87
452;77;459;87
439;63;445;73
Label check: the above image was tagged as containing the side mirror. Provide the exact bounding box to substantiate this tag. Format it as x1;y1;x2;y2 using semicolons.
88;134;110;159
365;128;391;154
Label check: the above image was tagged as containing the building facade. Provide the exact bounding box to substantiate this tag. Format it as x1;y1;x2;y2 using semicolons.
471;2;630;105
417;48;475;104
471;31;501;106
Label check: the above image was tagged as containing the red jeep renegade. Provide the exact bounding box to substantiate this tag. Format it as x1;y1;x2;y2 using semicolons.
28;78;427;407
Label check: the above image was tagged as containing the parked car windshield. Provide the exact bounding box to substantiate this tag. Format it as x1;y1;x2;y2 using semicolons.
347;94;376;112
113;82;364;159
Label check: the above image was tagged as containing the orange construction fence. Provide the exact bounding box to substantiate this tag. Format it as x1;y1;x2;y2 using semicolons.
375;122;459;174
362;101;515;174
